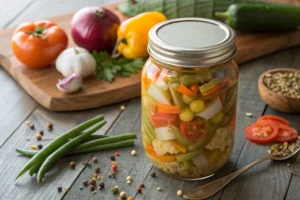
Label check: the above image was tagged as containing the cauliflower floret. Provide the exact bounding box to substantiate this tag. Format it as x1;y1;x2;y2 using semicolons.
205;125;233;151
152;139;180;156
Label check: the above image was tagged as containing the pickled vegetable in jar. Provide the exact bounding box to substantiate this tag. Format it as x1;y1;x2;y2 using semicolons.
141;18;238;180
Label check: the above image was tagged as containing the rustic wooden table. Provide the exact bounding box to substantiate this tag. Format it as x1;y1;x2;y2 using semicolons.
0;1;300;200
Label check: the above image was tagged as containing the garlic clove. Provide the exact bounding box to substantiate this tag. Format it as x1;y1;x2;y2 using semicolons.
57;73;83;93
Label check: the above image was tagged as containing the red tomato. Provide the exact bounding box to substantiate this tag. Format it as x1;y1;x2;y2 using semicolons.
189;84;199;94
150;112;178;128
245;120;279;144
179;119;208;141
11;20;68;68
275;123;298;143
258;115;290;126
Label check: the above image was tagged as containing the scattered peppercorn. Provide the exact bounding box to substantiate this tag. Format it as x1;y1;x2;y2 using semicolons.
31;145;37;150
95;167;100;173
90;185;96;191
157;187;161;191
92;191;97;195
90;179;96;186
93;174;98;179
127;180;131;184
131;150;137;156
69;161;76;169
111;185;119;194
110;155;115;161
108;173;112;178
39;130;44;135
99;182;105;189
150;172;156;177
25;121;31;125
120;191;126;199
177;190;183;196
127;197;133;200
65;188;70;192
57;187;62;192
29;124;35;130
36;134;42;141
115;152;120;156
245;113;253;117
111;172;117;178
37;144;43;149
112;164;118;171
137;188;142;193
46;123;53;131
126;176;132;181
83;180;88;186
118;197;123;200
120;105;126;111
92;157;98;163
140;184;145;188
80;187;83;190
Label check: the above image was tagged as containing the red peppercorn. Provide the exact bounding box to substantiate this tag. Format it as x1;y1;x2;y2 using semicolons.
137;188;142;193
111;164;118;171
115;152;120;156
140;184;145;188
93;174;98;178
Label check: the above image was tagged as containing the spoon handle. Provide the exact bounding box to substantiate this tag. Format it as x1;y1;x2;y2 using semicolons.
183;155;272;200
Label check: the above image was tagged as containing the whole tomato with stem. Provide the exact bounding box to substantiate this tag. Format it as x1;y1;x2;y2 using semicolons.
11;20;68;68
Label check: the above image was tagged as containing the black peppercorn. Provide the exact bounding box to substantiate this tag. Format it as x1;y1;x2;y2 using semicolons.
95;167;100;173
57;187;62;192
151;172;156;177
37;144;43;149
90;185;96;191
83;180;88;186
99;182;105;189
110;155;115;161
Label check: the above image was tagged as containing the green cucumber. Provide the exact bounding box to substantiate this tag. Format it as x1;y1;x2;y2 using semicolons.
215;3;300;31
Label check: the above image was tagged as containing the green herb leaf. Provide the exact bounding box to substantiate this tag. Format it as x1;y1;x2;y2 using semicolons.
92;51;144;82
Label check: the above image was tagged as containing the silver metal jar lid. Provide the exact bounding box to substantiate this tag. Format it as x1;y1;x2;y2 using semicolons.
148;18;236;68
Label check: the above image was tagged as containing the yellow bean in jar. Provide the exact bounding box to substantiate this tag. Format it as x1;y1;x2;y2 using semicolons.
190;100;205;113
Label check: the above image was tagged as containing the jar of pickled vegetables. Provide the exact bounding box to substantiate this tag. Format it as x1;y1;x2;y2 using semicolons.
141;18;238;180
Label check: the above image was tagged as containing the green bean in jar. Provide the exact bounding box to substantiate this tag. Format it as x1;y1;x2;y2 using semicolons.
141;18;238;180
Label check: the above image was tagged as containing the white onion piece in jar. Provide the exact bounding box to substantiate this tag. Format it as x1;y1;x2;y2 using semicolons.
195;97;223;120
155;126;176;140
192;155;209;171
155;68;169;91
147;83;171;105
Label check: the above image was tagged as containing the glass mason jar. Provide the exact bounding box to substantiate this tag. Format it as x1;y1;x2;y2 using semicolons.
141;18;238;180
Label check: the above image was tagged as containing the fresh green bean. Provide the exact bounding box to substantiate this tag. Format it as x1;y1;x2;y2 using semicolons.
220;108;234;127
172;126;194;146
224;88;237;113
176;149;204;162
29;163;43;176
37;120;107;183
71;139;135;154
84;135;108;141
16;149;37;158
15;115;104;181
180;73;212;86
76;133;136;150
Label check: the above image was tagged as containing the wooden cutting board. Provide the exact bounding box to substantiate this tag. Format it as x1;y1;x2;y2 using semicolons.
0;2;300;111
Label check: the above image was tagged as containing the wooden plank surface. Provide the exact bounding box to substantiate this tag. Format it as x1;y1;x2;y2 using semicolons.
0;1;300;200
0;1;300;111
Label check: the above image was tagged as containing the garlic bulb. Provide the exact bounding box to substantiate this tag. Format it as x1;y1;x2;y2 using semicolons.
57;73;83;93
56;47;96;78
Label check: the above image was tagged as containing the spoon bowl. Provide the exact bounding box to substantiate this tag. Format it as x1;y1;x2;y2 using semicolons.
258;68;300;113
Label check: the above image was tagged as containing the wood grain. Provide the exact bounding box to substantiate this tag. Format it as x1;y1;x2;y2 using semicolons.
0;103;122;200
64;98;154;200
0;2;300;111
220;47;300;200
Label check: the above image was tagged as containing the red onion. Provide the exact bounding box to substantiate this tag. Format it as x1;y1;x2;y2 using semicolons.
71;6;120;53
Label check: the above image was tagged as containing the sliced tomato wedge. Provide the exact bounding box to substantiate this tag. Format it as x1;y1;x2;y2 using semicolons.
258;115;290;126
275;123;298;142
179;119;208;141
245;120;279;144
150;112;178;128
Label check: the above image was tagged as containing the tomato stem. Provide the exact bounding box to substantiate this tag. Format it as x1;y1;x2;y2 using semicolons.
22;26;47;39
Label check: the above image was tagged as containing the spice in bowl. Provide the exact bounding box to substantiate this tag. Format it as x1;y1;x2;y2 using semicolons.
264;71;300;98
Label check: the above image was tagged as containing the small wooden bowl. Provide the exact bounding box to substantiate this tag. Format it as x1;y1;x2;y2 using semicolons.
258;68;300;113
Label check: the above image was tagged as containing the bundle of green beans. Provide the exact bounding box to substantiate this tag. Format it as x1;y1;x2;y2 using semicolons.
15;115;137;183
118;0;265;19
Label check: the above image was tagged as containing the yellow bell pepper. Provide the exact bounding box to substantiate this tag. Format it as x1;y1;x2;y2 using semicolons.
116;12;167;59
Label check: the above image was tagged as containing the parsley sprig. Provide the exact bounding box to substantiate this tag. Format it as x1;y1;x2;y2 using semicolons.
92;51;144;82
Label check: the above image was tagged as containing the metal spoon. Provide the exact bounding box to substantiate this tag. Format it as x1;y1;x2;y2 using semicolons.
184;147;300;200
